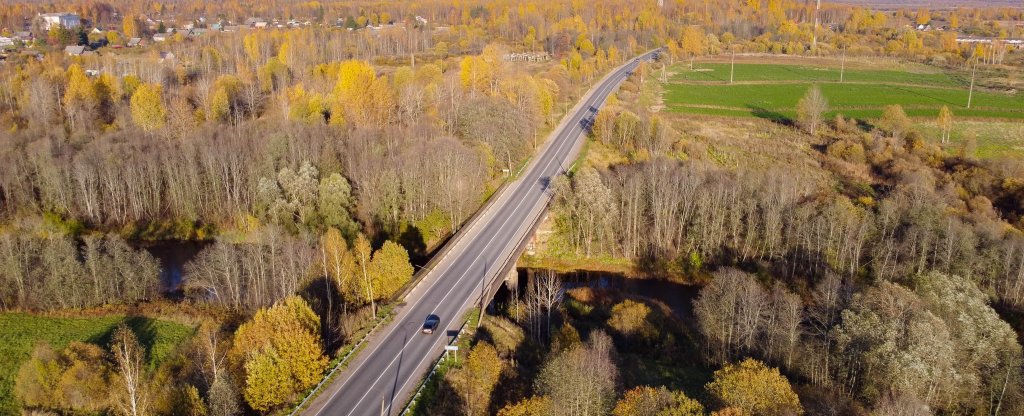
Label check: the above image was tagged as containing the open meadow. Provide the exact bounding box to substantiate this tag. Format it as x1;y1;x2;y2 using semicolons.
664;59;1024;157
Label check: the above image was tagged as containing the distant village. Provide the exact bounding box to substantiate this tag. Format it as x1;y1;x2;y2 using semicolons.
0;11;439;60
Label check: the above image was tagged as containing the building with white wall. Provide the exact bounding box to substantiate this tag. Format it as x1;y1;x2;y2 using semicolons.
39;12;82;30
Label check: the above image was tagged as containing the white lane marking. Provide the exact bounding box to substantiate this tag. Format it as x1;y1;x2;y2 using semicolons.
343;71;623;415
316;57;644;416
382;67;635;415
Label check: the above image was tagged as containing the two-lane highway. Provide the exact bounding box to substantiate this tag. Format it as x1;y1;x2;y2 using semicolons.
303;50;659;416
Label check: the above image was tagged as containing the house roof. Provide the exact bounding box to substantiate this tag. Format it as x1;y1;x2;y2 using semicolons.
64;45;86;55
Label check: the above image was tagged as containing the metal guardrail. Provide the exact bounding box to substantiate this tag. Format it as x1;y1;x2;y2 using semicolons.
288;311;390;415
399;318;470;415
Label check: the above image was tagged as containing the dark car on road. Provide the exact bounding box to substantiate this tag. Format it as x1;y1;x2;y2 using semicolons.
422;314;440;334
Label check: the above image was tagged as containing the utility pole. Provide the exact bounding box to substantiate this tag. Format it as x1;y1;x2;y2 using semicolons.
730;48;736;84
967;58;977;109
812;0;821;51
840;49;846;83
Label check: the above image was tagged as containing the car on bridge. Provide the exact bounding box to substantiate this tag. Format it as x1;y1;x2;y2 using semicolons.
422;314;440;334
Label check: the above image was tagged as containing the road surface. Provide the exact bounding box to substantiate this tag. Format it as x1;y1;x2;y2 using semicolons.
303;50;659;416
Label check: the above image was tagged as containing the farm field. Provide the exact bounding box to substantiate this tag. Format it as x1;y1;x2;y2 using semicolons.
665;62;1024;120
663;61;1024;157
0;313;194;415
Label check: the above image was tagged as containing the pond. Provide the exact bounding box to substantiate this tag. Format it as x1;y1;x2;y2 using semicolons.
137;240;207;294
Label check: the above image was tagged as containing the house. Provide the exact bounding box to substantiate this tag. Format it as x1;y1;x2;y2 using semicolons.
254;21;269;29
64;45;86;56
210;22;223;31
153;33;168;42
84;69;99;76
15;31;33;42
0;37;14;48
127;37;142;47
39;12;81;30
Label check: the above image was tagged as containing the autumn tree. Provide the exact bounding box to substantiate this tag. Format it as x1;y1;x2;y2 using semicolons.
15;342;112;413
448;342;503;415
937;105;953;144
230;296;328;412
796;85;828;135
130;83;166;132
64;64;98;131
331;60;381;126
498;396;551;416
460;55;495;97
369;240;414;302
706;358;802;416
122;15;140;38
111;325;148;416
613;386;704;416
536;330;617;415
607;299;656;344
877;104;912;139
679;26;705;64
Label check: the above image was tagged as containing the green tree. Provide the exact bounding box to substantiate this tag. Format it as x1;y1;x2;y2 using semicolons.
706;359;801;415
130;83;167;132
318;174;358;237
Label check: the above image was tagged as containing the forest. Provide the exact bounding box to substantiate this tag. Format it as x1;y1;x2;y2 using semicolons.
1;0;1023;415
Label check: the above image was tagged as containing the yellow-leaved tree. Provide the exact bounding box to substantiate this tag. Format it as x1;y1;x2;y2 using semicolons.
231;296;328;413
613;386;704;416
130;83;166;132
447;342;503;415
331;59;377;126
705;358;802;416
369;240;414;303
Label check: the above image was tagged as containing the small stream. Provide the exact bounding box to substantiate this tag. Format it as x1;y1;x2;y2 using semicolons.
501;268;702;319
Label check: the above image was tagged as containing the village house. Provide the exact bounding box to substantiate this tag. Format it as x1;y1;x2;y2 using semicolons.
39;12;81;30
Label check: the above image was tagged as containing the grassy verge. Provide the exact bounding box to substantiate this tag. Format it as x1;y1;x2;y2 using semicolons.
405;308;480;416
0;313;195;415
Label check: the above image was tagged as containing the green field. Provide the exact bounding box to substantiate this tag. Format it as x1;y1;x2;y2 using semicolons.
665;63;1024;121
0;313;195;415
673;62;964;87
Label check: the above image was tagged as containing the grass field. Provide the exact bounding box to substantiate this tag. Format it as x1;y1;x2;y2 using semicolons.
0;313;195;415
665;62;1024;121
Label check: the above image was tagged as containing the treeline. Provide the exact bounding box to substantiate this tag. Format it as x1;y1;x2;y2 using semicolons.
556;76;1024;311
694;268;1023;414
0;36;628;242
0;232;159;310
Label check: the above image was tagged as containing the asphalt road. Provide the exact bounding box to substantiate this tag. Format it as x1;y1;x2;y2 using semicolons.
303;50;659;416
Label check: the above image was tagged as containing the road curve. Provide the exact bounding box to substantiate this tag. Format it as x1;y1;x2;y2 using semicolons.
302;49;659;416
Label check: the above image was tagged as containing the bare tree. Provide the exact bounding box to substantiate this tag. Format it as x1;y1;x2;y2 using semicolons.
111;325;147;416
